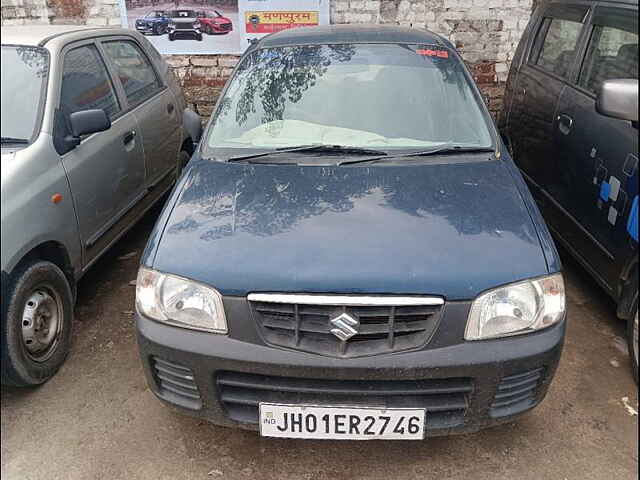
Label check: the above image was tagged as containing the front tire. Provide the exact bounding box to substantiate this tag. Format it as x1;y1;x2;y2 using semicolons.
1;261;74;386
628;306;638;384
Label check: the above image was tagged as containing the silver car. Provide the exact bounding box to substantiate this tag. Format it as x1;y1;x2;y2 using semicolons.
1;25;202;386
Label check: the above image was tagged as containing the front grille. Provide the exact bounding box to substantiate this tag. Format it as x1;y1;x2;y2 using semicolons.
250;297;443;357
219;23;232;30
490;368;544;418
217;371;473;430
175;21;194;30
151;357;202;409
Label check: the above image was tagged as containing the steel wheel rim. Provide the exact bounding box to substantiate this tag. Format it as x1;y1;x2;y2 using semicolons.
21;286;63;362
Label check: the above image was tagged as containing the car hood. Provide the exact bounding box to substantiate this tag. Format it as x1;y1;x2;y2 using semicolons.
150;157;548;300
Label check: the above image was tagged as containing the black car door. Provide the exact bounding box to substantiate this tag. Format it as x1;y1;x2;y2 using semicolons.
508;2;591;207
553;3;638;292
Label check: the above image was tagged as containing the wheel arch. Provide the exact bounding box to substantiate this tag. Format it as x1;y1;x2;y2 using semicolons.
7;241;76;302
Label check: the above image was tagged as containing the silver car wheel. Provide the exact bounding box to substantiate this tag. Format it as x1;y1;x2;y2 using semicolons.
21;287;62;362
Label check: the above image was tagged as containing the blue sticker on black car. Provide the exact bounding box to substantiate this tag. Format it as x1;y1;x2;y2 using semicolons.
628;196;639;242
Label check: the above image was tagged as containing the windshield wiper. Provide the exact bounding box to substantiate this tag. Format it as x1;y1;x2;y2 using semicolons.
226;144;388;163
337;145;495;166
1;137;29;145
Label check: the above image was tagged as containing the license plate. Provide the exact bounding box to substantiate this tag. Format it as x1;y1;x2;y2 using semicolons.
259;403;426;440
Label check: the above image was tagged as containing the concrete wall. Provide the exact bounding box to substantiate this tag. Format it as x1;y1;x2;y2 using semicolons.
1;0;536;118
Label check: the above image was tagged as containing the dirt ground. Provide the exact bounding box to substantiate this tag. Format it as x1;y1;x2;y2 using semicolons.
1;206;638;480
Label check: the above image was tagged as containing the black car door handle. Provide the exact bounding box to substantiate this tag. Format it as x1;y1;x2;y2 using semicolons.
557;114;573;135
167;103;175;114
123;130;136;145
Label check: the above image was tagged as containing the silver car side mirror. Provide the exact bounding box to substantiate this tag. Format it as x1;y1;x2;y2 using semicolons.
596;79;639;123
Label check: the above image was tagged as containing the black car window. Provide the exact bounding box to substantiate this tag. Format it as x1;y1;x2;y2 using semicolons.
102;40;161;106
60;44;120;119
533;17;584;78
529;5;588;80
578;7;638;94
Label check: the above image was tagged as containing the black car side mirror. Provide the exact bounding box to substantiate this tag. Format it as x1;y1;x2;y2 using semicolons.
596;79;639;124
69;109;111;137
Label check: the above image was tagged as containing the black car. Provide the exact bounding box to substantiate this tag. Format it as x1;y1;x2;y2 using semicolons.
167;10;203;41
135;25;568;440
500;0;638;381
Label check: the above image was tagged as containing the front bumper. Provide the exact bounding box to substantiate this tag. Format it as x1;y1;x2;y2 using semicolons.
168;27;201;37
136;299;565;437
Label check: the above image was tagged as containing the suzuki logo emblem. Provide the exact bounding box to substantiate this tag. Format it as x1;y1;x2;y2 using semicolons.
329;313;359;341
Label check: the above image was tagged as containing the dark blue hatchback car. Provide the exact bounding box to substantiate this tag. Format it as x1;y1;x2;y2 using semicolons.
135;25;567;439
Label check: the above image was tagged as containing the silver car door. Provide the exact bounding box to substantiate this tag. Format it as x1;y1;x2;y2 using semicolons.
100;38;181;186
58;40;145;265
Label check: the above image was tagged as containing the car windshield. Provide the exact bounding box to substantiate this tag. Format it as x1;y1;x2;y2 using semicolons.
147;11;164;18
170;10;196;18
1;45;49;144
206;43;494;153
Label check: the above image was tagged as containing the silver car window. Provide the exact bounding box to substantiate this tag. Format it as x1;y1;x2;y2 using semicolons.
1;46;49;143
60;44;120;119
102;40;162;107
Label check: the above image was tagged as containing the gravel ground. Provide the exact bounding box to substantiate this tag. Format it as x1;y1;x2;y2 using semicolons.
1;206;638;480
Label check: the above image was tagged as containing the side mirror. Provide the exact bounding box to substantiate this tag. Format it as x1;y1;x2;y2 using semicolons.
69;109;111;137
596;79;639;123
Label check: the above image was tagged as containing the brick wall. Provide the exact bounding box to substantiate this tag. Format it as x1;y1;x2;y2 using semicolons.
1;0;536;118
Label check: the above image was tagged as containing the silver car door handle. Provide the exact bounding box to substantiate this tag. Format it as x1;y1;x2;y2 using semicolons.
557;114;573;135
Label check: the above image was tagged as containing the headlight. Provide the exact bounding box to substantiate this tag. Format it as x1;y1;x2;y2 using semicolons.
136;267;227;333
465;274;565;340
194;21;201;28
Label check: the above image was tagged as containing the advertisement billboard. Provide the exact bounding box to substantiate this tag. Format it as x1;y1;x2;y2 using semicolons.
239;0;329;51
120;0;329;55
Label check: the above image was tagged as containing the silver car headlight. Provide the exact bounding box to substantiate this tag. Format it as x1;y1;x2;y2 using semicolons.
465;273;565;340
136;267;227;333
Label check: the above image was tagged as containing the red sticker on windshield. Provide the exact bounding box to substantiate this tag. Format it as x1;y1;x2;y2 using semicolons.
416;49;449;58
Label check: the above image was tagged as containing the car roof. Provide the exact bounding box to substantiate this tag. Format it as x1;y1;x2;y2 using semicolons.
1;25;122;47
257;24;448;49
